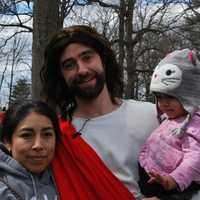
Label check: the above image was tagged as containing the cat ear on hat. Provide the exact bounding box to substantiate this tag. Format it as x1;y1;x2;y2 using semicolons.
188;50;197;66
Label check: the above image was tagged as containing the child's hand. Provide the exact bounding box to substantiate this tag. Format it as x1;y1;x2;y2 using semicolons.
142;197;160;200
148;171;177;190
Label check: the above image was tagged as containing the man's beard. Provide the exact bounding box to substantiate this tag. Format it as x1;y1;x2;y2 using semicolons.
68;71;106;100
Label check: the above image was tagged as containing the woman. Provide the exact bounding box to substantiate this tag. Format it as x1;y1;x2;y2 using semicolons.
0;101;59;200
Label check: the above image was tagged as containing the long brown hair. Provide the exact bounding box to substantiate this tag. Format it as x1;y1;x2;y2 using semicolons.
40;25;123;119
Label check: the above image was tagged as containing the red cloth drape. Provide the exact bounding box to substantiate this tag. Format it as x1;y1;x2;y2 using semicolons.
52;120;135;200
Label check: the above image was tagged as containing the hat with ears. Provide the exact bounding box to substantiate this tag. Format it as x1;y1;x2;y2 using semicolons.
150;48;200;136
150;48;200;114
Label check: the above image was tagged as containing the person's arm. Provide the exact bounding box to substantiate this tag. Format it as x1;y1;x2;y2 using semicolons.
169;131;200;191
146;127;200;191
142;197;160;200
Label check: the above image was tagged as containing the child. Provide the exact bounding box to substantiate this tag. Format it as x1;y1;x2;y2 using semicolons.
0;101;60;199
138;49;200;199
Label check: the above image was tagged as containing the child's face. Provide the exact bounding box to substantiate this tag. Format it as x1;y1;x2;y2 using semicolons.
156;93;187;119
8;112;56;174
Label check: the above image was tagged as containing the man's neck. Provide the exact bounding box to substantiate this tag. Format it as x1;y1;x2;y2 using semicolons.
73;87;121;118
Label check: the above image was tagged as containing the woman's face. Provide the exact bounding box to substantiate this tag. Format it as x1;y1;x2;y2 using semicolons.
8;112;56;174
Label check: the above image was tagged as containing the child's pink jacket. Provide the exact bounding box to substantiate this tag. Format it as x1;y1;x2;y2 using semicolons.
139;109;200;191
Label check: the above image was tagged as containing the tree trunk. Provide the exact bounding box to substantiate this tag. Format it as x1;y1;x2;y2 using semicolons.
32;0;61;99
124;0;135;98
118;0;126;95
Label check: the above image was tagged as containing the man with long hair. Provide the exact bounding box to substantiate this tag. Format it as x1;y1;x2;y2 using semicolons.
40;25;158;200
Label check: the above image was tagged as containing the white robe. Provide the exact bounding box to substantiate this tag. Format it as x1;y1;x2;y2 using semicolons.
72;99;158;200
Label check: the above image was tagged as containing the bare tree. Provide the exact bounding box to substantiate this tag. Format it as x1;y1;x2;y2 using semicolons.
119;0;190;98
0;0;32;48
180;0;200;53
7;35;27;106
0;0;75;100
0;55;9;92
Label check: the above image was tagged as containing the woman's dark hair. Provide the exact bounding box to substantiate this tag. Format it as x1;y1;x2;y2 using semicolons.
40;25;123;119
1;101;60;143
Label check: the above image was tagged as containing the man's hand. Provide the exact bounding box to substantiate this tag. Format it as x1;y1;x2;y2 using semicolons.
148;171;177;190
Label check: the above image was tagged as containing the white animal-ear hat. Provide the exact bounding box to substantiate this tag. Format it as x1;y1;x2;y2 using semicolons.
150;48;200;114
